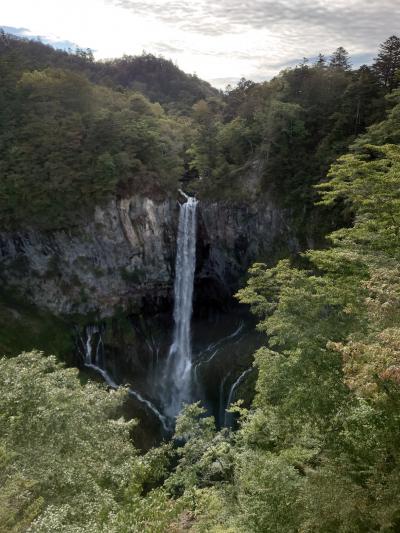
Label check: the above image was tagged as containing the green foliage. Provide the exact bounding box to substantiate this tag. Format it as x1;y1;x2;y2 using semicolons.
166;404;233;494
0;47;186;229
0;351;137;530
318;143;400;259
229;101;400;530
234;450;305;533
373;35;400;92
152;63;400;532
329;46;351;70
107;444;186;533
353;89;400;146
0;351;191;532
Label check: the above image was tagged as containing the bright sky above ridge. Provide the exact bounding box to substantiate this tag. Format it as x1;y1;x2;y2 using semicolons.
2;0;399;88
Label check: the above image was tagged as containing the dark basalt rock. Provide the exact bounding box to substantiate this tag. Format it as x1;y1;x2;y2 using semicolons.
0;192;296;318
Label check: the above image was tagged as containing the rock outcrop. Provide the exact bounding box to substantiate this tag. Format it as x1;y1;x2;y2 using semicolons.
0;192;295;317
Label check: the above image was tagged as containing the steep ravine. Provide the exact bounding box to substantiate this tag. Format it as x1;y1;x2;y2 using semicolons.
0;190;299;444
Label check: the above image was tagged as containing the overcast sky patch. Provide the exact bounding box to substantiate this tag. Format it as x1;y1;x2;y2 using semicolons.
1;0;398;87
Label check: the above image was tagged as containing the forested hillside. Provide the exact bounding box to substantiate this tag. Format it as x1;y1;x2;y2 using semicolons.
0;31;397;232
0;30;217;107
1;31;400;531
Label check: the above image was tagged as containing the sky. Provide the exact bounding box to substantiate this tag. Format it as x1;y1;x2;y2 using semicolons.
1;0;399;88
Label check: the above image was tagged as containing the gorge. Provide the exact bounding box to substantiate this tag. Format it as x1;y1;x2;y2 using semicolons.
0;166;295;435
2;29;399;531
57;189;270;434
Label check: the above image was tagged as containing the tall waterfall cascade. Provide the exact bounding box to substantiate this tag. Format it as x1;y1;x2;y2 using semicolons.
78;193;258;433
162;193;198;419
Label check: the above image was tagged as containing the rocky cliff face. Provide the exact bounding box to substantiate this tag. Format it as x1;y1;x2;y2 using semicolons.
196;199;296;308
0;193;295;317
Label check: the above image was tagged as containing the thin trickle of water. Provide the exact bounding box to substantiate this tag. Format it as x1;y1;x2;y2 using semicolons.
82;325;118;389
162;194;198;420
82;325;168;431
194;321;245;372
224;367;253;427
127;389;168;432
219;370;232;427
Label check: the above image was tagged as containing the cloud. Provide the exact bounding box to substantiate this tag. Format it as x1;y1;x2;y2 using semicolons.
2;0;398;87
209;76;242;87
149;41;186;55
103;0;399;86
110;0;399;44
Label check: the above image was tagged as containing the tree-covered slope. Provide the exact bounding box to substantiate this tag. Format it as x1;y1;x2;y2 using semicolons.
98;53;218;112
0;351;186;532
0;36;190;229
0;30;217;109
1;32;398;235
0;67;185;228
188;55;387;205
166;90;400;532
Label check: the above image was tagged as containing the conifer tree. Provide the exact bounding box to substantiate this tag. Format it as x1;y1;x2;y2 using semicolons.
329;47;351;70
373;35;400;91
315;53;327;68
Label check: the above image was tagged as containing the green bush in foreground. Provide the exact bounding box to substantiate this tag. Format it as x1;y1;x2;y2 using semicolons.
0;351;136;530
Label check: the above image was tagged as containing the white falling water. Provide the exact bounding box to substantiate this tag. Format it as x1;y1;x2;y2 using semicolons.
82;325;168;431
224;367;253;426
194;321;245;376
163;193;198;419
219;370;231;427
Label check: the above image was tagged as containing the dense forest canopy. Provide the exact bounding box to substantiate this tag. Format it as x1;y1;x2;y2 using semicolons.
0;31;399;231
0;30;217;107
1;30;400;531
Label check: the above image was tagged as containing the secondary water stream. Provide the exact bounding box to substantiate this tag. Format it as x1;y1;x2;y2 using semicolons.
80;325;169;432
224;367;254;427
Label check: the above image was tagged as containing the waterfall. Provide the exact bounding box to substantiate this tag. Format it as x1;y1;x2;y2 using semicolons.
219;370;231;427
127;389;168;431
163;194;198;419
81;325;168;431
224;367;253;427
194;321;245;374
82;326;116;383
